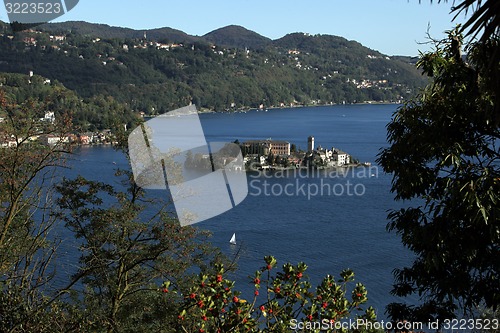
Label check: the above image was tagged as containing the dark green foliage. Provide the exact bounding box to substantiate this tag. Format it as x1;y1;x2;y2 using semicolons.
377;28;500;322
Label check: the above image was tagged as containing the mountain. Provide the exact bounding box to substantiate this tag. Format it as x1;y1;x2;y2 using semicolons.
0;21;427;117
38;21;201;43
273;32;374;56
39;22;273;49
203;25;271;49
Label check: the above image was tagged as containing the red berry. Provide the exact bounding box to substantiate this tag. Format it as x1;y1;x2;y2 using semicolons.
233;296;239;303
322;302;328;309
254;278;261;284
267;264;272;270
216;275;223;282
202;315;207;321
254;290;259;296
162;288;168;293
259;305;265;311
296;272;303;279
189;293;196;299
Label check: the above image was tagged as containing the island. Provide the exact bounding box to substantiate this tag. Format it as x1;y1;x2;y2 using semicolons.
184;136;371;172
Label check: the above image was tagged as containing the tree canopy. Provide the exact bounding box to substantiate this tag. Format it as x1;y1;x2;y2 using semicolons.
378;3;499;321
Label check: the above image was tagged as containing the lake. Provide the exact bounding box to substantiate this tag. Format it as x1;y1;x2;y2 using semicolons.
60;104;415;319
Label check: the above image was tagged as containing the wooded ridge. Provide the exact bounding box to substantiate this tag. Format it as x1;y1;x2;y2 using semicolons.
0;21;426;117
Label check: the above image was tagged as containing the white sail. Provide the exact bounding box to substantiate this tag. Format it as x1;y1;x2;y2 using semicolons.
229;233;236;245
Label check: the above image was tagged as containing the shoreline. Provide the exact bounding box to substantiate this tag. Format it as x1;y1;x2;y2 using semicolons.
196;100;402;114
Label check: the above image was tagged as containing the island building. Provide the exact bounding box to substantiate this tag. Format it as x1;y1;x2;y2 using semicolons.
242;140;291;156
308;136;315;152
241;136;352;169
306;136;351;167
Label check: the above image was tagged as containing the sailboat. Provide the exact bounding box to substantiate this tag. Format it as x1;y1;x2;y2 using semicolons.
229;233;236;245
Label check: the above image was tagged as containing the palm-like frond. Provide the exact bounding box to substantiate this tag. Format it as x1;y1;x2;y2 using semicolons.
452;0;500;41
424;0;500;41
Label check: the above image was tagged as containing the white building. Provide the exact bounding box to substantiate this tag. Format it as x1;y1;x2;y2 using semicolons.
332;150;350;166
41;111;55;123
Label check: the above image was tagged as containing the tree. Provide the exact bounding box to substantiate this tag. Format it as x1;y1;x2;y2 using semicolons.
377;27;499;322
54;169;227;333
175;256;380;333
0;91;79;332
439;0;500;116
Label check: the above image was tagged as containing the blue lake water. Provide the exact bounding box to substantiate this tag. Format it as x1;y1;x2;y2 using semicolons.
59;104;416;319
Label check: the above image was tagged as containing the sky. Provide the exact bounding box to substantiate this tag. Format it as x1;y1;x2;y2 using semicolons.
0;0;469;56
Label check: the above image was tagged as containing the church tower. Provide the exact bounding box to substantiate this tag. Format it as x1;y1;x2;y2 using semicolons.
307;136;315;152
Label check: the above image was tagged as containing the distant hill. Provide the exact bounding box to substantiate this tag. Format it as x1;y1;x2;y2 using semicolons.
38;21;201;43
203;25;272;49
0;20;427;117
274;32;366;53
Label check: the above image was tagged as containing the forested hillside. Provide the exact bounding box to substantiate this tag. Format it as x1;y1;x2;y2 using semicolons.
0;72;136;131
0;21;427;115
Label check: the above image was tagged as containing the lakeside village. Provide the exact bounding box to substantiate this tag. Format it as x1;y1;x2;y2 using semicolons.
0;111;115;148
186;136;371;171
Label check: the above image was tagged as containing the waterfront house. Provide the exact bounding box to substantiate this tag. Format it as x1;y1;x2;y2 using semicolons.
79;134;91;145
332;149;350;166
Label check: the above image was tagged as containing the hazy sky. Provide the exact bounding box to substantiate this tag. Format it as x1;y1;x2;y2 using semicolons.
1;0;468;56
